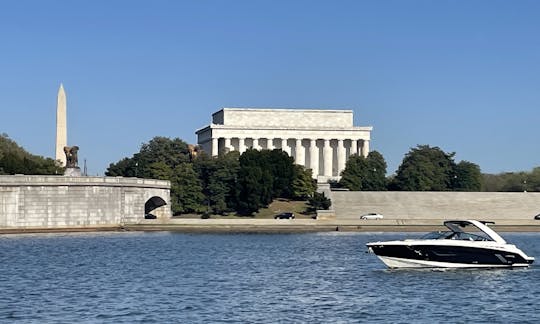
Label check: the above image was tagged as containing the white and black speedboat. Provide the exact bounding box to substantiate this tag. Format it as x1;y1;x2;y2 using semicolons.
367;220;535;269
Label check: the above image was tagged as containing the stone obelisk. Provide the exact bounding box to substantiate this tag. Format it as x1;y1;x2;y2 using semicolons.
55;84;67;167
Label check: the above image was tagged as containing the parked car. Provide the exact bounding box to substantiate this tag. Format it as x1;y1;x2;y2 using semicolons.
534;213;540;220
275;212;295;219
360;213;384;220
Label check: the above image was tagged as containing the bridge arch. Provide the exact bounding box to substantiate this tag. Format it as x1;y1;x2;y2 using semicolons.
145;196;167;214
140;183;172;220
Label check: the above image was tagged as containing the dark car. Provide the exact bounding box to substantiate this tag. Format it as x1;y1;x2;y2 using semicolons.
535;213;540;220
144;213;157;219
274;212;295;219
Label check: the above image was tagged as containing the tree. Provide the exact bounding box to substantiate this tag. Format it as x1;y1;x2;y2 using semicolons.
265;149;296;198
233;149;275;215
105;157;138;177
307;192;332;211
392;145;456;191
170;163;204;214
364;151;387;190
528;167;540;192
106;136;190;178
146;161;173;181
291;165;316;199
453;161;481;191
194;151;240;214
0;134;62;175
235;163;264;215
501;172;528;192
339;154;366;190
481;168;540;192
339;151;387;191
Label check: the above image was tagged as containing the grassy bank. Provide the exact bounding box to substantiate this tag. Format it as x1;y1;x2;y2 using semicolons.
173;199;316;219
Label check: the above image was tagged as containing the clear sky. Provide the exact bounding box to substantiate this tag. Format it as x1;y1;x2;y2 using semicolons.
1;1;539;176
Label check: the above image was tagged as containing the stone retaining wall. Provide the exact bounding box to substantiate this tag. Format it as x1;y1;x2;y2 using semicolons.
0;175;171;228
331;191;540;221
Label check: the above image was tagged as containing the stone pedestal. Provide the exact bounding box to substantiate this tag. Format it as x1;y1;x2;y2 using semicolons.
64;167;81;177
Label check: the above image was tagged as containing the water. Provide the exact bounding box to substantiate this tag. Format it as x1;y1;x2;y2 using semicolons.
1;231;539;323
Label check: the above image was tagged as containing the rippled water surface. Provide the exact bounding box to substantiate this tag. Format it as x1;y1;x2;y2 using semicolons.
1;231;539;323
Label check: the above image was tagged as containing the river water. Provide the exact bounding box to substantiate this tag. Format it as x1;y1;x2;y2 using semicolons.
1;231;539;323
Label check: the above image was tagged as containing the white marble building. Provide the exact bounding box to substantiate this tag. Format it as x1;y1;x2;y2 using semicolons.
195;108;372;181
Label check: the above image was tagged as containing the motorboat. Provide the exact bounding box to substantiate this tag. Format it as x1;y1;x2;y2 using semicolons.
366;220;535;269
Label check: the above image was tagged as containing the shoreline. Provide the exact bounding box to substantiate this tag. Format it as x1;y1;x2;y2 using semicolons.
1;219;540;234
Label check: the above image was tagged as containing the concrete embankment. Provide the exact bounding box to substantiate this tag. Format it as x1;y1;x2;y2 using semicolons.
122;218;540;233
1;218;539;234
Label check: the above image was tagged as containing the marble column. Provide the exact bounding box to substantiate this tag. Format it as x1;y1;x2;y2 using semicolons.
239;138;246;153
349;139;357;157
323;139;332;177
212;138;218;156
252;138;259;150
361;140;370;157
267;138;274;150
309;139;319;177
281;138;290;156
337;139;345;175
224;137;231;153
295;138;304;165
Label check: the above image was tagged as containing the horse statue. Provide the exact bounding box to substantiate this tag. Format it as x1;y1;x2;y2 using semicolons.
64;146;79;168
188;144;201;161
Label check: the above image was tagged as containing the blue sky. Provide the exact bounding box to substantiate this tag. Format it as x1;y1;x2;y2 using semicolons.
1;1;539;176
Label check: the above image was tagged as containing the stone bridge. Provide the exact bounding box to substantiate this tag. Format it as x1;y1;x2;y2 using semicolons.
0;175;171;229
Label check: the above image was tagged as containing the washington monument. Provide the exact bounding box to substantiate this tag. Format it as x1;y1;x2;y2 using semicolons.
55;84;67;166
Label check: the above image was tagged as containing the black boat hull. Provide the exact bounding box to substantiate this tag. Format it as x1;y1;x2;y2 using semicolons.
368;243;534;268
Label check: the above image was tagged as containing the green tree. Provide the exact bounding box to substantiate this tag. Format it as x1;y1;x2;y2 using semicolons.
146;161;173;181
364;151;387;190
291;165;316;199
339;154;366;190
106;136;190;178
105;157;137;177
234;149;274;215
307;192;332;211
527;167;540;192
194;151;240;214
501;172;528;192
170;163;204;214
0;134;62;175
265;149;296;198
235;164;264;215
339;151;387;191
392;145;456;191
453;161;482;191
481;168;540;192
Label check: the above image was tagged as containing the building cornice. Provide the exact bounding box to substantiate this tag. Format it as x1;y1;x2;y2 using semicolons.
214;107;354;115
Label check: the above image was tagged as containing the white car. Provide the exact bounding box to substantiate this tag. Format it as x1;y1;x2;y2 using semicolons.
360;213;384;220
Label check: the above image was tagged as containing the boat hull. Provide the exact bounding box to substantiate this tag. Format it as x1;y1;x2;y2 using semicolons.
367;242;534;269
375;255;531;269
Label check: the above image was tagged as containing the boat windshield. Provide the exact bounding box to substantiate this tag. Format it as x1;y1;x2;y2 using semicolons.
420;230;493;241
421;231;453;239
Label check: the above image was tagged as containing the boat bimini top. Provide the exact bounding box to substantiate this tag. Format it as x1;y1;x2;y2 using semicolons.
439;220;507;244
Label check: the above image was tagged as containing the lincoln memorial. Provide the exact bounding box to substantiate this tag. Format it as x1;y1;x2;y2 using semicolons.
196;108;373;181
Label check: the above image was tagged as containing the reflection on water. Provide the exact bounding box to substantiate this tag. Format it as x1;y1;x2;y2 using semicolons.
1;232;538;323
